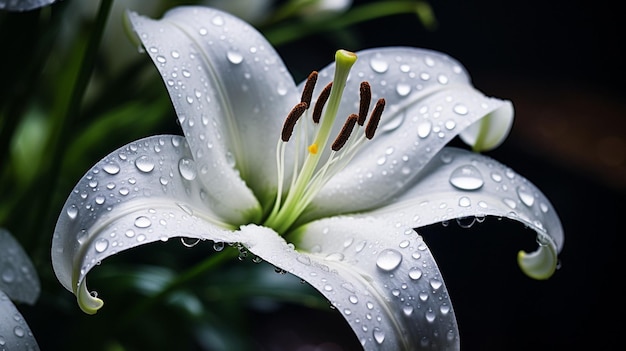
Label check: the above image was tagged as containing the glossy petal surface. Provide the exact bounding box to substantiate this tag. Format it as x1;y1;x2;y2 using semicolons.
245;217;458;350
0;229;40;305
305;48;514;218
0;291;40;350
51;135;247;313
368;147;563;276
129;7;300;206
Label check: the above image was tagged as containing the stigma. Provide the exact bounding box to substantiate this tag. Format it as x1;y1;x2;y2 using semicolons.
265;50;386;233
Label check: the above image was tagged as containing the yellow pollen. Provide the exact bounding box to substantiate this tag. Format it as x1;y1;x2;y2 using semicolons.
308;143;319;154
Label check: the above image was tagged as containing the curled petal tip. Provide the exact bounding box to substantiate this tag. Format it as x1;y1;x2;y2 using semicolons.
77;280;104;315
517;239;558;280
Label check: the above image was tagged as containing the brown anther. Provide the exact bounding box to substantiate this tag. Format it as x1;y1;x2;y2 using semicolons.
365;98;385;139
358;81;371;126
281;102;308;142
312;82;333;124
301;71;318;107
331;114;358;151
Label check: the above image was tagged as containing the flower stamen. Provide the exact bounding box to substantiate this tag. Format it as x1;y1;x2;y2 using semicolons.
331;114;359;151
281;102;308;142
312;82;332;124
301;71;318;107
365;98;385;139
267;49;388;233
358;82;371;126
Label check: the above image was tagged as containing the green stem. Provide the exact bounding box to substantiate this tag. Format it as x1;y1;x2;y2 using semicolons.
25;0;114;260
264;1;436;46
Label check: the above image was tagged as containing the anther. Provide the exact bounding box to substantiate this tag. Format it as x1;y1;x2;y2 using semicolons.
365;98;385;139
301;71;318;107
281;102;308;142
358;81;371;126
331;114;358;151
312;82;333;124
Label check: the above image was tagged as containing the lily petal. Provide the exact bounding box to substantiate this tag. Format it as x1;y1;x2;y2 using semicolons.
128;6;300;206
243;217;459;350
306;48;513;217
0;229;40;305
368;147;564;278
51;135;250;314
0;291;40;350
0;0;54;12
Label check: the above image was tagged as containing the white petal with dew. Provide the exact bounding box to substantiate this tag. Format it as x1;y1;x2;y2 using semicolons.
0;290;40;350
52;135;252;312
0;229;40;305
242;218;459;350
369;147;563;278
306;51;513;218
129;6;300;206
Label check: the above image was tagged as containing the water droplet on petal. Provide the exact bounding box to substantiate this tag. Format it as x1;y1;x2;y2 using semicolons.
134;216;152;228
408;267;423;280
370;58;389;73
2;268;15;283
396;83;411;96
449;165;484;190
181;237;200;247
453;104;469;115
213;242;225;251
67;205;78;219
373;327;385;344
429;278;443;290
458;196;471;207
103;162;120;175
417;120;432;138
135;155;155;173
516;185;535;207
376;249;403;271
227;51;243;64
13;326;25;338
94;238;109;253
211;15;224;26
178;158;197;180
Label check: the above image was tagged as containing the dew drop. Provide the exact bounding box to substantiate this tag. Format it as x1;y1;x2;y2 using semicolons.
178;158;197;180
67;205;78;219
134;216;152;228
396;83;411;96
449;165;484;190
181;237;200;248
297;256;311;265
376;249;403;271
227;51;243;64
211;15;224;26
429;278;443;290
373;327;385;344
370;58;389;73
94;238;109;253
458;196;471;207
408;267;423;280
103;162;120;175
213;241;225;251
156;55;166;64
135;155;155;173
2;268;15;283
349;295;358;304
453;104;469;115
13;326;25;338
425;309;436;323
516;185;535;207
417;120;432;138
403;304;414;316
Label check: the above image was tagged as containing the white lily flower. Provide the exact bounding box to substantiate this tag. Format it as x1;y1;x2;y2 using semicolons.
1;229;41;350
51;6;564;350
